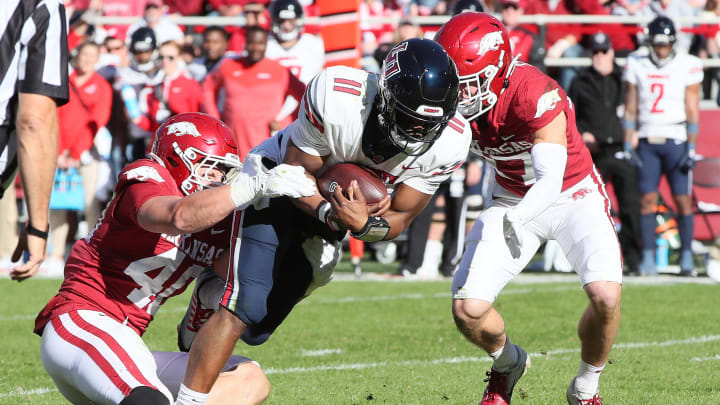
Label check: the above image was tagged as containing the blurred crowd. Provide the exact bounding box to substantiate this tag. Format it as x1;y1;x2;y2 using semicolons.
1;0;719;276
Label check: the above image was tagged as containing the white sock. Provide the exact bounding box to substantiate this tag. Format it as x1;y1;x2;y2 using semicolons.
174;384;209;405
489;337;518;373
574;360;605;397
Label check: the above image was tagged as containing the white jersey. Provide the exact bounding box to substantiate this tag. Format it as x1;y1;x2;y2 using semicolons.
266;33;325;84
623;51;703;140
266;33;326;121
249;66;471;196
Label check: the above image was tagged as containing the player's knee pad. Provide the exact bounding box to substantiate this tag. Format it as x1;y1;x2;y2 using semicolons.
119;386;170;405
241;328;271;346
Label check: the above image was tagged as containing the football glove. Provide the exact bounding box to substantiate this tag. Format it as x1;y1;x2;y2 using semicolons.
502;210;523;260
623;142;643;168
229;155;316;208
679;143;696;172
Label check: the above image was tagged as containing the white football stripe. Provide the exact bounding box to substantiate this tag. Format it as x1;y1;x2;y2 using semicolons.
301;348;344;357
0;387;56;398
5;334;720;398
691;354;720;362
264;334;720;374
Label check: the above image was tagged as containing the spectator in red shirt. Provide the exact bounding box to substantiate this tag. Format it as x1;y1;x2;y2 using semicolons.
51;42;112;272
500;0;540;64
136;41;203;134
202;26;305;159
165;0;205;15
227;2;271;53
525;0;584;89
102;0;148;40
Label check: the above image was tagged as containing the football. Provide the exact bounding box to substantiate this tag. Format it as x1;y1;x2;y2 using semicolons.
317;162;388;205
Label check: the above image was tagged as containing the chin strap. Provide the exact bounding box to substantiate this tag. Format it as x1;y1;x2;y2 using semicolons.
501;54;521;93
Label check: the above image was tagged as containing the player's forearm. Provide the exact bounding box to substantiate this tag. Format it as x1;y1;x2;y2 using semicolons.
623;83;638;143
170;186;237;234
16;94;59;230
509;143;567;225
685;86;700;144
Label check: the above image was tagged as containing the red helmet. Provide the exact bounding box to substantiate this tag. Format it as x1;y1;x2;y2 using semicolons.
435;12;513;121
150;113;241;195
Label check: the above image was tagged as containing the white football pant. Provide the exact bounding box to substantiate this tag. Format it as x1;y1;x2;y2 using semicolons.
453;169;623;302
41;309;173;404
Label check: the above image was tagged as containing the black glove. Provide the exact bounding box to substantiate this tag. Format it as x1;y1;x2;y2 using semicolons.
623;142;643;168
679;143;696;172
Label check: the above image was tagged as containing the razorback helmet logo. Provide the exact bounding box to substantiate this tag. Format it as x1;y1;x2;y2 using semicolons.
477;31;504;55
167;121;202;138
383;42;409;79
534;88;562;119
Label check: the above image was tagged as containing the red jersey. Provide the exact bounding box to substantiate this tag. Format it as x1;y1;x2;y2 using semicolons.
58;72;113;159
35;159;231;336
469;63;592;196
507;25;537;63
202;57;305;159
137;71;202;134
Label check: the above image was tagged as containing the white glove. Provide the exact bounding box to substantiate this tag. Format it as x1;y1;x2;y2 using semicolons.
261;164;316;199
502;210;523;259
229;163;315;208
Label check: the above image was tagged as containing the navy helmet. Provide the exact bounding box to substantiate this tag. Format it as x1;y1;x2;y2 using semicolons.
372;38;459;159
646;16;676;67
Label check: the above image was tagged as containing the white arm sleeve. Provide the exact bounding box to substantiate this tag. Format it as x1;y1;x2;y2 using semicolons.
508;142;567;225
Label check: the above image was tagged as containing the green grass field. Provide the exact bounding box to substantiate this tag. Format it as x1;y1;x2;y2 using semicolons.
1;269;719;404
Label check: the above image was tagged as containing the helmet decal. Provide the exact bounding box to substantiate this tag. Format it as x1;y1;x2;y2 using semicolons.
478;31;505;55
167;121;202;138
383;42;409;80
416;105;444;117
534;88;561;119
125;166;165;183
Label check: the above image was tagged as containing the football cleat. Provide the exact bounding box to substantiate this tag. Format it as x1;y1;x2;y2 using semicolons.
480;345;530;405
177;270;223;352
566;377;604;405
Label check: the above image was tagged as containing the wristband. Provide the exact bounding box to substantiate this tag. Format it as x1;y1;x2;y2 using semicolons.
622;119;637;131
317;201;331;222
351;216;390;242
317;201;341;231
27;223;49;239
623;141;633;151
686;122;699;136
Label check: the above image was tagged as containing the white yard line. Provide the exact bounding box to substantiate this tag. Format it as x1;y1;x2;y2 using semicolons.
691;354;720;362
301;348;345;357
4;334;719;398
263;334;720;374
0;387;56;398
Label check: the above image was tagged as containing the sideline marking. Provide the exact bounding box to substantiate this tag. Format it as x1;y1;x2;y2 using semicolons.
4;335;720;398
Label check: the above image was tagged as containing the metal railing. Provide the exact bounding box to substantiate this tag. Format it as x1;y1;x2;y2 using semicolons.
86;13;720;68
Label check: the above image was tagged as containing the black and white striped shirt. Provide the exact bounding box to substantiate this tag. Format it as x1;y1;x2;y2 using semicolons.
0;0;69;194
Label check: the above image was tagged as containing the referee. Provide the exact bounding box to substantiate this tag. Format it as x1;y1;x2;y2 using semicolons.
0;0;69;281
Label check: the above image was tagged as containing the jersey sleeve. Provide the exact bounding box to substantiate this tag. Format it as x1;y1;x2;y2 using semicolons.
622;56;638;85
18;0;69;105
285;70;331;156
114;164;177;226
403;115;471;195
684;55;704;86
518;75;567;134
